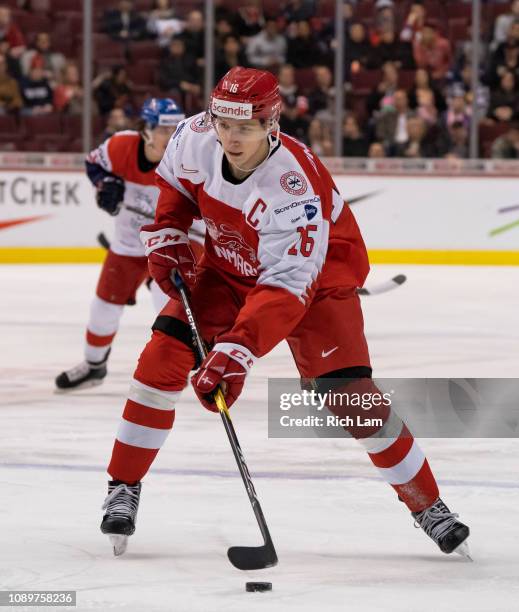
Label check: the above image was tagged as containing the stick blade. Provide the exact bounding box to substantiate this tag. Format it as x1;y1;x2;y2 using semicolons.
227;545;278;571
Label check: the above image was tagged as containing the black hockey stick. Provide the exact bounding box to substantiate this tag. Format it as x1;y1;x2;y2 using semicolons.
123;204;154;219
97;232;110;250
357;274;407;296
174;271;278;571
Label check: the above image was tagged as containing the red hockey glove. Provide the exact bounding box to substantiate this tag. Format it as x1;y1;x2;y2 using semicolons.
140;224;196;297
191;342;256;412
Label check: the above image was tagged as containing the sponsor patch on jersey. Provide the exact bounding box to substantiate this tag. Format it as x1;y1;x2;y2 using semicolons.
190;115;212;133
304;204;318;220
274;195;320;216
280;171;307;196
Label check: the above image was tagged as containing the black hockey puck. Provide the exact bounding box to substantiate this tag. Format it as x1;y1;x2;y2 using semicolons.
246;582;272;592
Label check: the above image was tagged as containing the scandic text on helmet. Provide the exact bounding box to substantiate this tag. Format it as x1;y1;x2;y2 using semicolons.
211;99;253;119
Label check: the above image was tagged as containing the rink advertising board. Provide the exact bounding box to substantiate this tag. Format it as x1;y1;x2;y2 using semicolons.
1;154;518;265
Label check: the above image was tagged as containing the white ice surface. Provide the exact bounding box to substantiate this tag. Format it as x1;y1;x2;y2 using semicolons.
0;264;518;612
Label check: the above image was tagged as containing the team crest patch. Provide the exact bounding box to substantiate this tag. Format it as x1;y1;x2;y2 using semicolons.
190;116;212;133
280;171;307;196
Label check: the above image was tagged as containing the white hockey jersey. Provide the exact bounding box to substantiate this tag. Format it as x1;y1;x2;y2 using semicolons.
155;113;369;356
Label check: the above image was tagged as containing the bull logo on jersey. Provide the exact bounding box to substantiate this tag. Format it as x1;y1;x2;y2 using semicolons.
205;218;257;264
280;171;307;196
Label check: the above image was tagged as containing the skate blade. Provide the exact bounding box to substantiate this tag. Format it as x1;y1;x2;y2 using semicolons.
454;540;473;561
54;378;104;394
109;534;128;556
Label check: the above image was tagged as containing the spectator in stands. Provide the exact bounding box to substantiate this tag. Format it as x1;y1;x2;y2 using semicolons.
19;64;53;115
321;1;354;58
279;93;309;142
412;21;451;82
400;1;426;42
215;34;247;81
179;10;205;66
21;32;65;87
53;62;83;114
287;20;324;69
103;0;147;42
366;61;399;115
0;52;22;113
415;88;439;125
408;68;447;114
246;16;286;69
392;115;429;157
215;16;235;46
374;88;412;151
307;117;332;156
93;65;134;117
368;141;386;157
493;0;519;49
0;41;17;79
454;24;488;76
453;62;490;120
0;6;25;59
491;122;519;158
307;64;333;115
278;64;299;98
235;0;265;40
342;114;369;157
373;0;396;36
214;0;235;25
101;107;130;140
146;0;182;48
487;70;519;123
158;35;201;106
485;25;519;89
445;86;471;130
445;121;469;159
368;25;415;70
282;0;316;23
344;22;371;80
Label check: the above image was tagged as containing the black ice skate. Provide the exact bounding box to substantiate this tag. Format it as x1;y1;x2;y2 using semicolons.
55;350;109;391
412;498;471;560
101;480;142;556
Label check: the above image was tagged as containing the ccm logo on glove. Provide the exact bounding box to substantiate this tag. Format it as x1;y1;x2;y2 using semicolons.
192;342;256;411
140;224;197;295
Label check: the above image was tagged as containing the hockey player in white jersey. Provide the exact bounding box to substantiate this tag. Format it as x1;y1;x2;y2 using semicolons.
100;68;470;560
55;98;203;391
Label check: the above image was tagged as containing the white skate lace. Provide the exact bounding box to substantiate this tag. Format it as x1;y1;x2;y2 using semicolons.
102;484;140;519
66;362;91;382
414;500;460;542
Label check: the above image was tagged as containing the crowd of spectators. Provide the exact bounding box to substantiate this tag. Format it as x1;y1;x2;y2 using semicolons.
0;0;519;158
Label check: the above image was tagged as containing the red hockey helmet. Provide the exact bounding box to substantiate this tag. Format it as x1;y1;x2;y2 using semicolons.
209;66;282;125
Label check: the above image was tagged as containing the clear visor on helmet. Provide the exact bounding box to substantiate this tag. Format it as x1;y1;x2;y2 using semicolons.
213;117;271;142
210;97;275;142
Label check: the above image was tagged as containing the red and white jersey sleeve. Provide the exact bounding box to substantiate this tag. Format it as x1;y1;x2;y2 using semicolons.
87;131;161;257
155;117;203;233
155;113;369;357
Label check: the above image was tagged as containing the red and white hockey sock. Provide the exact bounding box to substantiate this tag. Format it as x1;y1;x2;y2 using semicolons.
356;410;439;513
107;331;196;484
84;296;124;363
108;379;180;483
